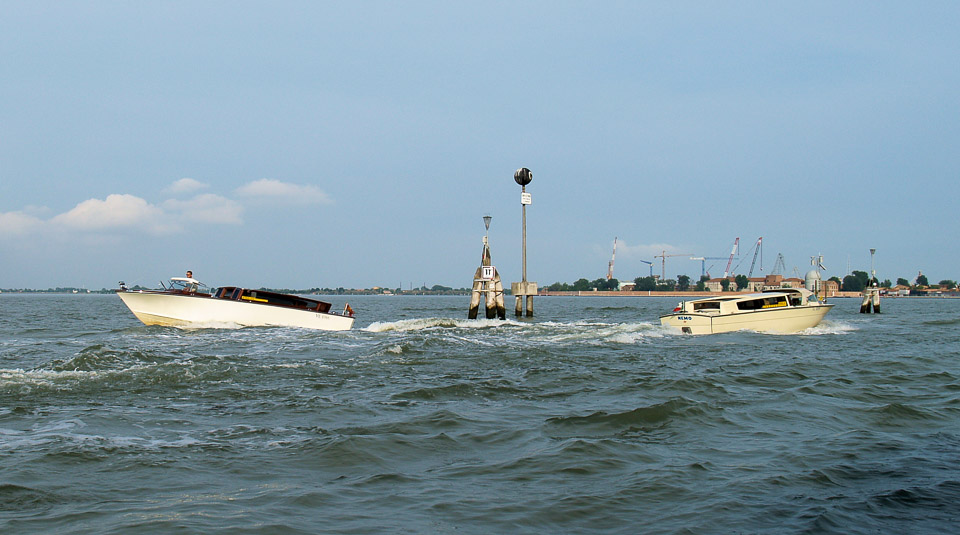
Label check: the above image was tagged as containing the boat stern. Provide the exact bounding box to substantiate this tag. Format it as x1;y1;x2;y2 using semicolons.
660;313;713;334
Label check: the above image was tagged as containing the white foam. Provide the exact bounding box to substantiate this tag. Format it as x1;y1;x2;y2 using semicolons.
798;320;856;335
363;317;520;333
755;320;857;336
1;368;100;383
176;320;243;330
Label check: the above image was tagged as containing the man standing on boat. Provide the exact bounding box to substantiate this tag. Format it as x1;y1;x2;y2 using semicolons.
184;270;198;292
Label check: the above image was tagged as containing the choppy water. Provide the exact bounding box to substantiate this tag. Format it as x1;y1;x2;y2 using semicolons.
1;294;958;534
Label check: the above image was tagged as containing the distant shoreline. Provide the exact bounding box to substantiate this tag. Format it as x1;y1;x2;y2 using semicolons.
539;290;960;299
3;289;958;299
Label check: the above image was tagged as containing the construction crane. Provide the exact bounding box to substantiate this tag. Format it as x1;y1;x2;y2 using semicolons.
690;257;706;278
723;237;740;278
654;250;692;280
606;237;617;280
639;259;654;277
771;253;786;275
732;237;763;277
749;237;763;277
693;256;734;279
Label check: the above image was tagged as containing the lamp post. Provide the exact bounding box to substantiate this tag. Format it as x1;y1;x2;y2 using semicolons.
483;215;492;249
512;168;537;317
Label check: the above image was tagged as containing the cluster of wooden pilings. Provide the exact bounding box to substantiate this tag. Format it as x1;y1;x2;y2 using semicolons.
468;242;505;320
861;285;881;313
860;249;881;314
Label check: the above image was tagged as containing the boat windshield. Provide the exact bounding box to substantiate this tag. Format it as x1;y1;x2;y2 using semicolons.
169;277;207;293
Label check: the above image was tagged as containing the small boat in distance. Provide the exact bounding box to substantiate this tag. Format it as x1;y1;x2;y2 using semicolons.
660;287;832;335
116;277;354;331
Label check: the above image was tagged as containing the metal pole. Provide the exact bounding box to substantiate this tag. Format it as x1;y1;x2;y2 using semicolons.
522;185;527;283
513;167;535;317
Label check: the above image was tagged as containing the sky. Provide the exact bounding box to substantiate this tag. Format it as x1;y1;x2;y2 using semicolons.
2;1;959;290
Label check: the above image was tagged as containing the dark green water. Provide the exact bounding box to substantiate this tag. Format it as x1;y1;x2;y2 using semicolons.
1;294;958;534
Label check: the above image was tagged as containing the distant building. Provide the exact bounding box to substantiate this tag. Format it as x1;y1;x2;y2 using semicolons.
819;279;839;296
888;285;910;296
761;274;784;290
705;274;823;293
704;277;735;292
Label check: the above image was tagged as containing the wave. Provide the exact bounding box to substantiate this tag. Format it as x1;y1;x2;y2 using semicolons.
922;317;960;326
529;320;668;345
0;483;58;510
545;397;717;437
0;418;215;455
364;317;521;333
360;316;673;351
175;320;243;330
868;402;945;421
758;320;857;336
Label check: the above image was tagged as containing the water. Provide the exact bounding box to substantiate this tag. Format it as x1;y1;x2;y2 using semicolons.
1;294;958;534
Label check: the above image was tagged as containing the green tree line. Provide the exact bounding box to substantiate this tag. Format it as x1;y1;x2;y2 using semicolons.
545;272;957;293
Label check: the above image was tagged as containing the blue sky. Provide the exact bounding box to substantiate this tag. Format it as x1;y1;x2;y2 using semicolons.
2;2;958;290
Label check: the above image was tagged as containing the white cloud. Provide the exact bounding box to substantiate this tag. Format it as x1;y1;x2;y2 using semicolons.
21;205;51;217
166;178;209;194
5;179;322;240
0;211;44;237
163;194;243;225
235;179;332;204
51;194;174;234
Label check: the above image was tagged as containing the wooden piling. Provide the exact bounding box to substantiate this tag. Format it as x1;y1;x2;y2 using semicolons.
511;281;537;317
468;239;505;320
860;286;881;313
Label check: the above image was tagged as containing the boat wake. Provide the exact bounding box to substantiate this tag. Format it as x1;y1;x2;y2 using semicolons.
533;320;669;344
175;320;244;330
767;320;856;336
362;316;669;346
363;317;521;333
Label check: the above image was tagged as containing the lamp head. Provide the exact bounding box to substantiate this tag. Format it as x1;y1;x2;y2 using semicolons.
514;168;533;186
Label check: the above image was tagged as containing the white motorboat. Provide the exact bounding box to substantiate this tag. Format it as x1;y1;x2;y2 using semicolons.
116;277;355;331
660;288;832;334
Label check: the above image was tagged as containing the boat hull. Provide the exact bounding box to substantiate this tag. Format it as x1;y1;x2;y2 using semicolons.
660;304;833;334
117;291;354;331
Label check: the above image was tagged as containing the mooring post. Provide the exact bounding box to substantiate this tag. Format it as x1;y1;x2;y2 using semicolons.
468;215;505;320
860;248;881;314
511;168;537;317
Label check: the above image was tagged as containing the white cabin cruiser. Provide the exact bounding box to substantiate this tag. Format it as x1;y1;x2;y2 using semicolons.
116;277;355;331
660;288;832;334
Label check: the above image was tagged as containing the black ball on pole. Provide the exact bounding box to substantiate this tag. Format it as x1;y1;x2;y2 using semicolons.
514;168;533;186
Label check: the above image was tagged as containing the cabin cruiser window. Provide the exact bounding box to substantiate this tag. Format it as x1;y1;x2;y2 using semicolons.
736;296;787;311
693;301;721;311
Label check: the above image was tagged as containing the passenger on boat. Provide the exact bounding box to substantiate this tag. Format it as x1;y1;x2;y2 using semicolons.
184;270;198;293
